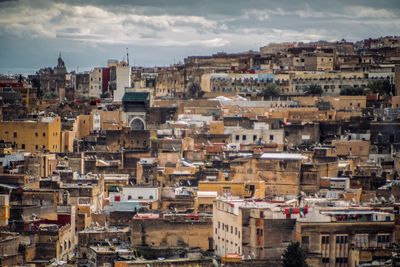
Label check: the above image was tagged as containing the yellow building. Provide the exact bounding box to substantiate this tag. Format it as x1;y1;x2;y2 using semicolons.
0;116;61;153
0;194;9;227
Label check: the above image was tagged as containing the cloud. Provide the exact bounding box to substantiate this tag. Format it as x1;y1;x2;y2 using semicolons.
347;6;396;18
0;0;399;69
245;4;398;20
0;0;227;47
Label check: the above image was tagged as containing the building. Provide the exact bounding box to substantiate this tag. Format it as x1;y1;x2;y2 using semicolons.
114;61;131;102
122;91;151;130
213;198;301;264
296;208;395;267
258;153;307;196
304;53;334;71
89;67;103;98
0;116;61;153
75;72;90;96
131;212;213;251
37;53;67;98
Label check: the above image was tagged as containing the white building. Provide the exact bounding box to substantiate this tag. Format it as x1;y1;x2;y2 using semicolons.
109;186;159;202
224;121;285;148
114;62;131;102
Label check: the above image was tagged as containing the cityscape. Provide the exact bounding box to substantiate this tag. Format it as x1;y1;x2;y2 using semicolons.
1;1;400;267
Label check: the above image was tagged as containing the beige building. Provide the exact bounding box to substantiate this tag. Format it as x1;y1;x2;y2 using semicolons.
332;140;370;160
89;67;103;98
258;153;307;196
296;209;395;267
290;71;394;95
24;153;57;178
213;198;300;264
304;53;334;71
155;67;186;98
324;95;367;110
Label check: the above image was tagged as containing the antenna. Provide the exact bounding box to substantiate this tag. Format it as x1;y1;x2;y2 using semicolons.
126;47;130;66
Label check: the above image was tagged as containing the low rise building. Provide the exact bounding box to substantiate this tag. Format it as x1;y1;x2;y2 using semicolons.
0;116;61;153
296;208;395;267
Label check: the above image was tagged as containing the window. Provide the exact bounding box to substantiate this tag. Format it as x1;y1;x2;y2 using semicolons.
256;229;263;236
127;195;132;200
43;132;46;137
35;132;38;137
235;135;240;141
13;132;17;138
242;135;246;141
253;135;257;141
231;226;233;234
335;258;348;264
377;234;391;246
269;134;274;141
35;145;38;150
336;235;348;244
355;234;369;248
215;228;217;234
322;258;330;263
302;236;310;246
238;231;240;238
235;227;238;235
21;144;25;149
321;235;330;244
218;222;220;229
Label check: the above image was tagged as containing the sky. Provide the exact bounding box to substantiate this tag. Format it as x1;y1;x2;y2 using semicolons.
0;0;400;74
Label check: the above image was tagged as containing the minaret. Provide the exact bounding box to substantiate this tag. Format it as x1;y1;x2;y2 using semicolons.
126;48;130;66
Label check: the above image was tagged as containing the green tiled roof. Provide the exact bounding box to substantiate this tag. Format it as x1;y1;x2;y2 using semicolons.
122;92;149;102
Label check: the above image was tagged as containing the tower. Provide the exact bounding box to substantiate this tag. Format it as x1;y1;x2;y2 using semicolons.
122;91;150;130
57;51;65;68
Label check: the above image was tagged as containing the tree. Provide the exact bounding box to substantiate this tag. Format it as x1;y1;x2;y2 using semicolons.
367;80;393;96
304;84;322;96
340;86;365;96
262;83;280;98
282;242;309;267
186;82;203;98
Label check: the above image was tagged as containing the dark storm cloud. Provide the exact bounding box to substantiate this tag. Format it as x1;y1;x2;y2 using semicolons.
0;0;399;72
